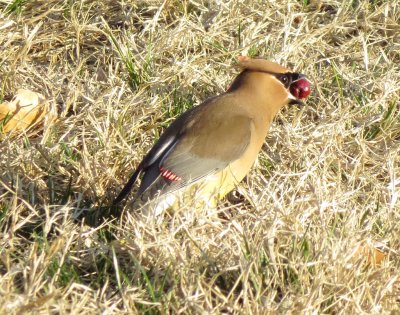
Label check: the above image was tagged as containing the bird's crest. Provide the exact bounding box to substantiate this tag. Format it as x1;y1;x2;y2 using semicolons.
237;56;289;74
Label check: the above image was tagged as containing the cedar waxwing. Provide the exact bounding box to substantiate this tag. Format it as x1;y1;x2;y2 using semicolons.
113;56;311;216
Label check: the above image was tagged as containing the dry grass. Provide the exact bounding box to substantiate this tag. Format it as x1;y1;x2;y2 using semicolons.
1;0;399;313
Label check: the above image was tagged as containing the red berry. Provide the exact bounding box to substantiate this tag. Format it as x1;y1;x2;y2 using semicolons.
290;78;311;99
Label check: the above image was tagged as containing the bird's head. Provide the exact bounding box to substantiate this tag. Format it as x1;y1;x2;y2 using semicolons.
230;56;311;107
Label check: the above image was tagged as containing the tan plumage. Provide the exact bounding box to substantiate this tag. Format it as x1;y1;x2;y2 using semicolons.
114;56;311;216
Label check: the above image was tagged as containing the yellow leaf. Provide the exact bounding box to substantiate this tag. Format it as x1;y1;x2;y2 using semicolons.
352;242;387;266
0;89;47;134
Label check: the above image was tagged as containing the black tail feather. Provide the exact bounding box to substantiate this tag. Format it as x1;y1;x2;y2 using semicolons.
113;168;141;205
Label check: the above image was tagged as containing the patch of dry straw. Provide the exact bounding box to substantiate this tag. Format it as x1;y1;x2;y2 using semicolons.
0;0;399;313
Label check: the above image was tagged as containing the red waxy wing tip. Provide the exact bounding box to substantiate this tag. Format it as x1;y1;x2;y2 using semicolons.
290;78;311;99
160;166;182;181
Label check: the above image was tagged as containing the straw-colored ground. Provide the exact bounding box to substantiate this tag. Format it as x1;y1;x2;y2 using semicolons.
1;0;399;313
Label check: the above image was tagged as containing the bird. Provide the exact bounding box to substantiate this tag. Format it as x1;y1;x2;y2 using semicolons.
113;56;311;216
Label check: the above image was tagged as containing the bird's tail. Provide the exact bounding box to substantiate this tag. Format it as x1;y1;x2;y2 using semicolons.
113;168;141;205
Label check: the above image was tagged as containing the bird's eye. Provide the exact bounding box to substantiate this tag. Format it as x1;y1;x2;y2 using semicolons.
277;74;290;88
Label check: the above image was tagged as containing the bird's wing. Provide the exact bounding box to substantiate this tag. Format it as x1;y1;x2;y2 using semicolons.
137;110;253;201
113;104;197;205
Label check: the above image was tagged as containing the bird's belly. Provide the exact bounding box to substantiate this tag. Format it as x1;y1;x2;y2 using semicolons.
200;140;261;198
143;140;262;217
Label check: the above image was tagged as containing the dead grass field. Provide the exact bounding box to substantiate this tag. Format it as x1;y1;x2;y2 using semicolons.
1;0;399;313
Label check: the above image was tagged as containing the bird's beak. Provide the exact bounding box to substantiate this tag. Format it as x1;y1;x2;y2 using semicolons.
289;98;305;106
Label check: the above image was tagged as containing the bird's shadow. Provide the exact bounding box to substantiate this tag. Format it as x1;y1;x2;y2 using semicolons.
77;205;119;227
